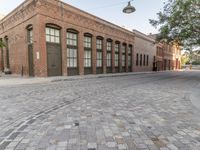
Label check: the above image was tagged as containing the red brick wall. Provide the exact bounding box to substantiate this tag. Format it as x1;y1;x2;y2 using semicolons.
0;0;135;77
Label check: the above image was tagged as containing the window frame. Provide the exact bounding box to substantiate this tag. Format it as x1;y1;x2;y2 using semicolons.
66;31;78;68
84;35;92;68
128;46;132;67
147;55;149;66
115;43;120;67
140;54;142;66
143;54;146;66
96;38;103;67
122;44;126;67
106;40;112;67
45;27;60;44
136;53;139;66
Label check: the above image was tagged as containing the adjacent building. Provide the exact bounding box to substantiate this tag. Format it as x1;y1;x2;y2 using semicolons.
0;0;181;77
149;34;181;71
133;30;156;72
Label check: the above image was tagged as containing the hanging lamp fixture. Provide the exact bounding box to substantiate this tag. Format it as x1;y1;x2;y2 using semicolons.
123;0;136;14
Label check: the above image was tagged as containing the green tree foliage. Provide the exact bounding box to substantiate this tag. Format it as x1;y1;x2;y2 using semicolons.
149;0;200;48
0;41;5;48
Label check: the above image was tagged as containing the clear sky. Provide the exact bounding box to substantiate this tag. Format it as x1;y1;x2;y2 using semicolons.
0;0;165;35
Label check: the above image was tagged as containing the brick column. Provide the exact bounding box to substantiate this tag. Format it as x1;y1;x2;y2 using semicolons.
111;40;115;73
34;15;48;77
92;35;97;74
61;24;67;76
119;43;122;72
78;32;84;75
102;38;107;74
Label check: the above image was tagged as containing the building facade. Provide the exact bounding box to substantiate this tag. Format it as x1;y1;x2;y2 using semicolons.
155;43;181;71
0;0;137;77
133;30;156;72
0;0;181;77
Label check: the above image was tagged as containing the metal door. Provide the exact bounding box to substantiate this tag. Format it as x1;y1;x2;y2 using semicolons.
28;44;34;76
47;43;62;76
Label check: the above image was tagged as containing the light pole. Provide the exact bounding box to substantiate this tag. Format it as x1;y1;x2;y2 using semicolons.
123;0;136;14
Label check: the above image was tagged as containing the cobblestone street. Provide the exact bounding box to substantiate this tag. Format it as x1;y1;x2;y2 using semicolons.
0;71;200;150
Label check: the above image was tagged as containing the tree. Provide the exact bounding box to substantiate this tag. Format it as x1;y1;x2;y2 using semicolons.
0;41;5;48
149;0;200;49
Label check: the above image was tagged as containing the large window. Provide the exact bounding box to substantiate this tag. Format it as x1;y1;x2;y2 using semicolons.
4;37;10;68
140;54;142;66
147;55;149;66
115;43;119;67
122;45;126;67
67;31;78;68
84;36;92;67
96;38;103;67
143;54;146;66
84;36;92;48
136;53;139;66
27;27;33;44
46;27;60;43
106;41;112;67
128;46;132;67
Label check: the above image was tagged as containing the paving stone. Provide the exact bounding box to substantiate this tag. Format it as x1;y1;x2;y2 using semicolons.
0;141;11;150
0;72;200;150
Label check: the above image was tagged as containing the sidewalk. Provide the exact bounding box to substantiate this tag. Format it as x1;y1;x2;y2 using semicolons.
0;71;156;87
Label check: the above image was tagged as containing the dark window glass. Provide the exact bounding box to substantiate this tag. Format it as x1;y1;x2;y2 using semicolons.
136;53;139;66
140;54;142;66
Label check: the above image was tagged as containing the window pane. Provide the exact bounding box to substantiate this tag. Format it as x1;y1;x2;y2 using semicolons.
50;28;54;35
46;28;50;34
55;30;59;36
55;37;59;43
46;35;50;42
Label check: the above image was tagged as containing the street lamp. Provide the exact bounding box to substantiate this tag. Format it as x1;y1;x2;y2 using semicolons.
123;1;136;14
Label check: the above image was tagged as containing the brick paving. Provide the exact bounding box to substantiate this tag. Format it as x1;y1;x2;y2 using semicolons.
0;71;200;150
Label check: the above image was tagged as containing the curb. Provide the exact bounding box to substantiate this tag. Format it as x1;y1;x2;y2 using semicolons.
50;71;157;82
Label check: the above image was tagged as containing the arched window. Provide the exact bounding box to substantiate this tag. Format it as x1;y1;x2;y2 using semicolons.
4;36;10;68
122;44;126;67
140;54;142;66
67;29;78;68
106;39;112;68
96;36;103;68
45;24;61;44
84;33;92;68
27;25;33;44
128;45;132;68
115;41;120;67
136;53;139;66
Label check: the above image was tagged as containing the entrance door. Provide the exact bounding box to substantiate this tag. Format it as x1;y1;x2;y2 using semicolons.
47;43;62;76
28;44;34;76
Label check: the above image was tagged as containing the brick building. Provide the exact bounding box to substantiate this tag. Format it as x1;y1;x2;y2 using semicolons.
0;0;181;77
149;34;181;71
133;30;156;72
